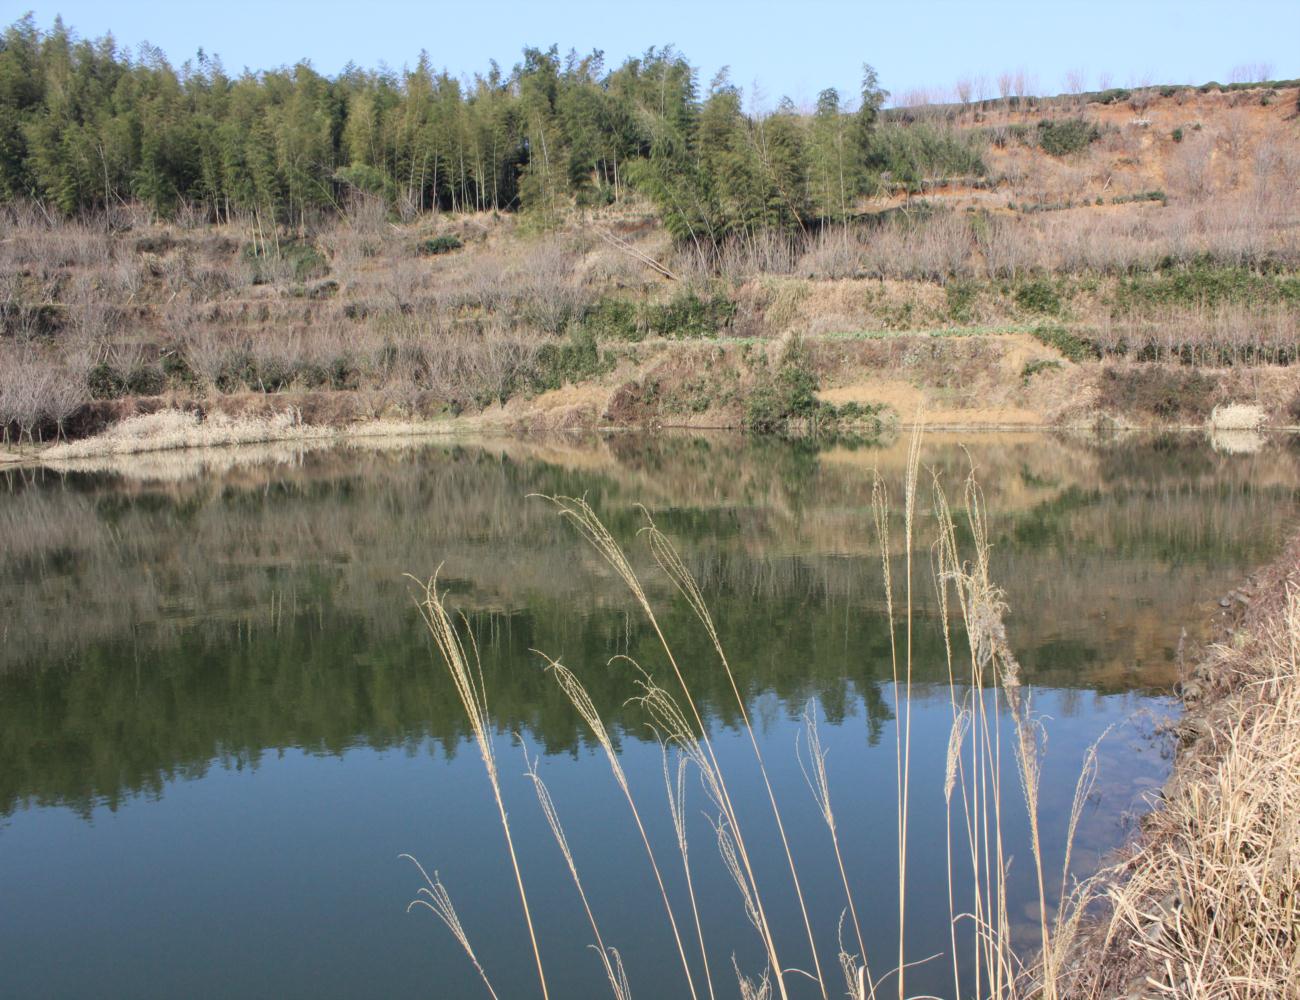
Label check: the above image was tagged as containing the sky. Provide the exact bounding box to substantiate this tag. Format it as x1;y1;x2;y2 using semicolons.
10;0;1299;109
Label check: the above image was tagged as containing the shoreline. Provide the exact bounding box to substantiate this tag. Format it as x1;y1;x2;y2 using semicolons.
4;402;1295;470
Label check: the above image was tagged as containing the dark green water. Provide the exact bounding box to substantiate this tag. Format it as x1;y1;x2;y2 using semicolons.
1;431;1296;998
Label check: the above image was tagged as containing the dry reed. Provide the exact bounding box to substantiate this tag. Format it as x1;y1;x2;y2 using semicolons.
411;575;550;1000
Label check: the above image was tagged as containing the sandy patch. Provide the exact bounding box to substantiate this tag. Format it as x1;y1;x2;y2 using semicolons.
819;378;1047;427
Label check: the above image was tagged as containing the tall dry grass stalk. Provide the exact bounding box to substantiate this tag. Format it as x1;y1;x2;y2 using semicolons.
407;444;1125;1000
868;423;924;999
642;508;829;995
932;467;1108;1000
523;749;632;1000
797;702;869;980
411;575;550;1000
664;750;717;1000
400;855;501;1000
543;496;803;1000
538;653;703;1000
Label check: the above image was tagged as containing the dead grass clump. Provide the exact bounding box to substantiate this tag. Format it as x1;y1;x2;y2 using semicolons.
1208;403;1265;430
41;407;333;458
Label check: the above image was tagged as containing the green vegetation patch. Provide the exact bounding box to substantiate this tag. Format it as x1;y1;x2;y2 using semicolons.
1036;118;1101;157
528;327;615;393
88;362;168;398
242;240;329;284
1111;190;1166;205
740;339;894;436
1098;367;1218;421
87;363;127;399
945;279;979;322
1014;279;1065;316
1116;264;1300;312
1021;358;1062;382
872;123;987;190
1030;324;1101;362
417;235;463;256
584;290;736;341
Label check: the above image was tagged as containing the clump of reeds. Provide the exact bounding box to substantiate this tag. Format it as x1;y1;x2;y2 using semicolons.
404;436;1119;1000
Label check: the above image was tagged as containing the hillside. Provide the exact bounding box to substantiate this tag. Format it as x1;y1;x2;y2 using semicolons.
3;81;1300;454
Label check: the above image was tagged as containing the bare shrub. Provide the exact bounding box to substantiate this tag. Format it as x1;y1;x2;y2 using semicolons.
184;327;251;389
1107;301;1298;365
384;313;543;408
1229;61;1275;84
66;274;118;345
1169;136;1215;201
798;227;863;279
343;192;389;235
509;240;587;333
444;253;510;314
977;215;1039;278
997;71;1014;104
385;258;430;312
1127;88;1154;113
322;222;379;288
899;212;973;280
0;344;88;441
113;253;148;297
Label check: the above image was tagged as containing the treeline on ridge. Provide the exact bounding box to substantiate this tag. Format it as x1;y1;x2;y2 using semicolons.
0;15;974;241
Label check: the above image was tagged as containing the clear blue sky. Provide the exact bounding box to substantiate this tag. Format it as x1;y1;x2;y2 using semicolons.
12;0;1298;109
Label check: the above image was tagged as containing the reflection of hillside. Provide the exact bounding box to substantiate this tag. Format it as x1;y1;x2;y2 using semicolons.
1;432;1296;816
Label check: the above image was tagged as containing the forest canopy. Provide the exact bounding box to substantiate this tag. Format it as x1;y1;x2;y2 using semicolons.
0;15;900;241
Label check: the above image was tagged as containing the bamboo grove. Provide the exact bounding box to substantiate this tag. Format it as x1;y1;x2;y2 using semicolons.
0;16;901;242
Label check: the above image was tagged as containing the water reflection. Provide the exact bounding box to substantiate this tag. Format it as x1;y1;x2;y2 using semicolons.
0;431;1296;998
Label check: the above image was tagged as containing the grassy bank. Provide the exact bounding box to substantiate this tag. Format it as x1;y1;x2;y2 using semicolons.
1065;531;1300;999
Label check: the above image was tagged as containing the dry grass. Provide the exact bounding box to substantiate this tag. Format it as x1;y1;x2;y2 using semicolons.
38;407;458;460
41;408;330;458
412;575;551;999
1208;404;1266;431
1068;536;1300;999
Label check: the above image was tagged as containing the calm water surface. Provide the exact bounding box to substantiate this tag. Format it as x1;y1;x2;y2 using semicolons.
2;431;1297;998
